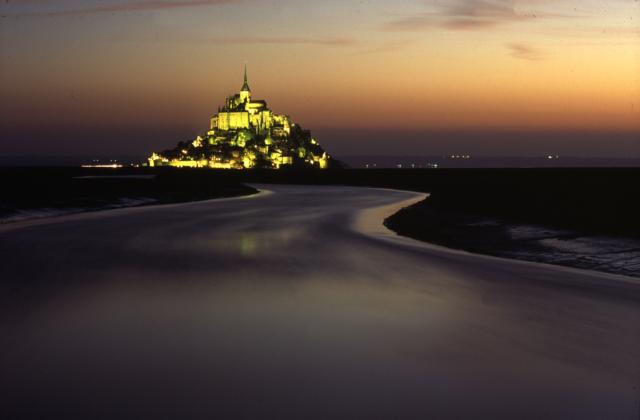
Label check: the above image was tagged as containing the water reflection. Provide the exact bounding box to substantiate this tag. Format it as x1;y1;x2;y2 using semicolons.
0;185;638;419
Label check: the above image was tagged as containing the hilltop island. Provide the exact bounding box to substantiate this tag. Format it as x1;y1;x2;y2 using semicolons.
148;67;333;170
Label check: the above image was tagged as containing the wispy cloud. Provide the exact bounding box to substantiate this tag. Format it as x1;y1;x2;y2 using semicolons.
507;42;545;60
2;0;239;17
207;36;355;47
350;40;415;56
385;0;565;32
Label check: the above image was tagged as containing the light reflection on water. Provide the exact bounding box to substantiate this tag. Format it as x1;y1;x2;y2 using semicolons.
0;185;638;419
2;272;631;419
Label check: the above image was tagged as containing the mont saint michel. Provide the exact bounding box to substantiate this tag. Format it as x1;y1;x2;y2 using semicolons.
148;67;332;170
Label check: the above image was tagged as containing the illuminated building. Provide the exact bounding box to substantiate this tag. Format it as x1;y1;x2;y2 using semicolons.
148;66;332;169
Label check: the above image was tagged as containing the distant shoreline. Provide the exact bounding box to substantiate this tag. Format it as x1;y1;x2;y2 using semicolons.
0;168;258;225
2;155;640;169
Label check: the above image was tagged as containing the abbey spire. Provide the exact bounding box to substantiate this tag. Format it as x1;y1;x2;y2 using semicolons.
240;64;251;102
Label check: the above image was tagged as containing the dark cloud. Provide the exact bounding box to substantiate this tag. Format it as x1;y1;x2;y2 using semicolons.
207;36;355;47
2;0;239;17
385;0;558;31
507;43;545;60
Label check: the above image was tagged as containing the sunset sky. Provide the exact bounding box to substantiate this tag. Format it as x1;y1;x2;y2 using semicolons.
1;0;639;157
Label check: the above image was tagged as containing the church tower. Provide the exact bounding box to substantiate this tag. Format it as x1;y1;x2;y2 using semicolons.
239;65;251;103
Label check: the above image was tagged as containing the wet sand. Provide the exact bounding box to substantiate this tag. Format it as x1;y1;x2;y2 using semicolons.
385;201;640;278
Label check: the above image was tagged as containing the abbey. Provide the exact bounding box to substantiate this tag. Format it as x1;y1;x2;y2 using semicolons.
211;67;285;134
148;67;332;169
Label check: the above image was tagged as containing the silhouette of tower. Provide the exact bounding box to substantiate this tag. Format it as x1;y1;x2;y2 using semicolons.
240;64;251;102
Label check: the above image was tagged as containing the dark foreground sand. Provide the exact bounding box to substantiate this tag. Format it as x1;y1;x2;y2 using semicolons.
385;198;640;278
0;168;257;224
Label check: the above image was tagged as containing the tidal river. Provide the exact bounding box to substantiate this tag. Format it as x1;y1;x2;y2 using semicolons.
1;185;639;419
